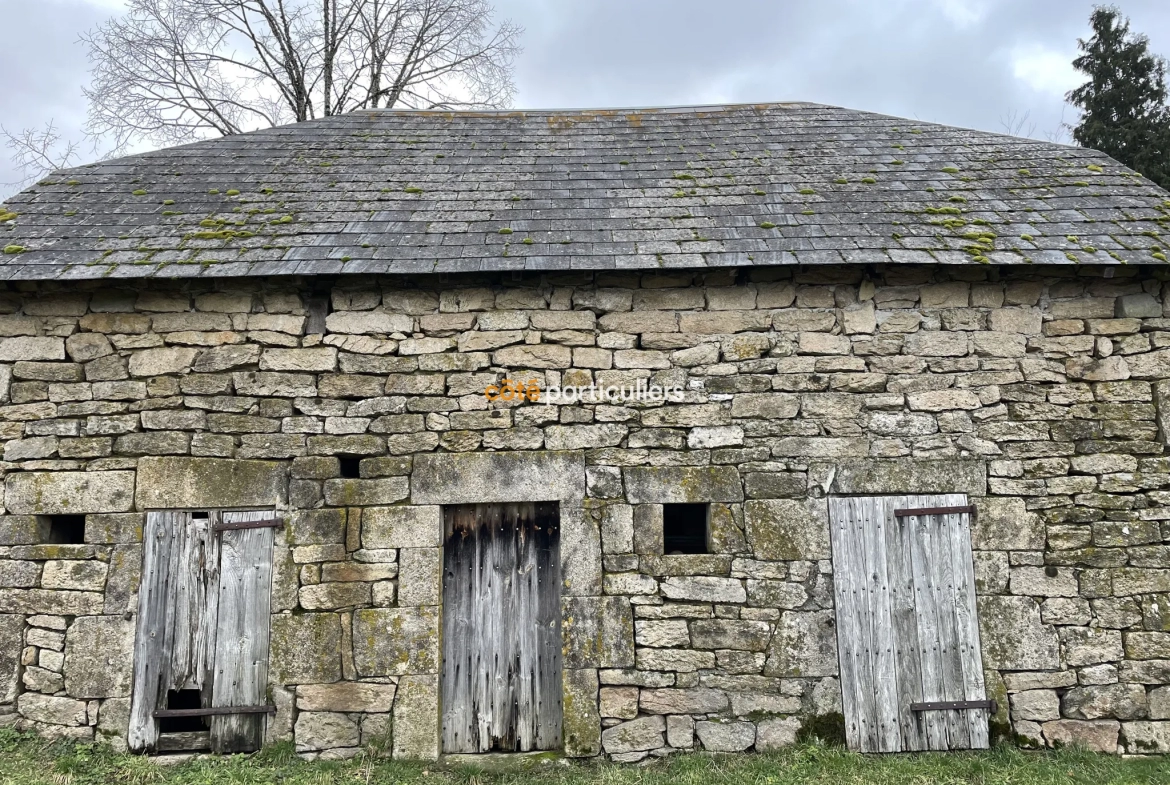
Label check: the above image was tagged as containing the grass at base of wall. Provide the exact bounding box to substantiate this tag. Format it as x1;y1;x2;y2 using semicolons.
0;729;1166;785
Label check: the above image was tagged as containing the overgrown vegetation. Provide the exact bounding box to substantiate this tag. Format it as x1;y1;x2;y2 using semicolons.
0;730;1166;785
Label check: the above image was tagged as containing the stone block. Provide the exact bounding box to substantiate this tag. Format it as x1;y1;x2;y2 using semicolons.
599;686;639;719
696;721;755;752
979;596;1059;670
667;714;695;748
127;347;198;377
399;548;441;606
136;457;285;509
730;393;799;419
362;506;441;549
744;498;830;560
42;561;107;592
1063;683;1147;720
1060;627;1124;666
563;596;635;669
0;614;21;703
323;477;409;506
352;607;440;676
831;459;986;495
0;516;50;545
296;682;397;712
637;649;715;672
690;620;772;651
6;472;135;514
756;716;803;751
765;610;838;677
634;620;689;648
1122;720;1170;753
602;715;664;754
393;675;440;760
1010;566;1078;597
0;337;65;362
1126;632;1170;660
269;613;341;684
563;668;602;757
661;576;746;603
972;497;1045;550
639;687;728;714
325;310;413;335
63;616;134;699
730;693;802;715
624;466;743;504
1011;690;1060;721
412;450;585;503
294;711;360;752
1041;719;1119;753
17;693;88;726
1116;293;1162;318
288;509;345;545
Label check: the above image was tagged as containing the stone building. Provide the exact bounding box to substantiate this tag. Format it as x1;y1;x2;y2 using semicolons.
0;103;1168;759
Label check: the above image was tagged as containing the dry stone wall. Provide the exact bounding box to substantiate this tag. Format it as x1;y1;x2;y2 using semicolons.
0;264;1168;758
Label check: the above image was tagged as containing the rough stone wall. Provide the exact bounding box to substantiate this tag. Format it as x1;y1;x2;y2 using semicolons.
0;264;1168;758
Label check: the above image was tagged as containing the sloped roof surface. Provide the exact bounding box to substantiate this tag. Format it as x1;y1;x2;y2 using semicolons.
1;102;1169;280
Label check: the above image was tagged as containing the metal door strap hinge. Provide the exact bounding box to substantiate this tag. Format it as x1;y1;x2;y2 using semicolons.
894;505;976;518
910;699;997;713
212;518;284;532
153;705;276;718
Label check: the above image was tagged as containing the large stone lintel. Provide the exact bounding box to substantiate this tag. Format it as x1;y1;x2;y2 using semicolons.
135;457;287;509
410;450;585;504
828;459;987;496
6;471;136;515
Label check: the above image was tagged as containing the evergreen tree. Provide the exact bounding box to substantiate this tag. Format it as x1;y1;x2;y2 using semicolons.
1067;6;1170;190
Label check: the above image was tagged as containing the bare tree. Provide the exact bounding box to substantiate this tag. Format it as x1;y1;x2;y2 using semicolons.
6;0;521;184
999;109;1038;139
1;121;89;188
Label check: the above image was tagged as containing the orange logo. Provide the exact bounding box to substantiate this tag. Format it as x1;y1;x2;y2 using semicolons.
484;378;541;402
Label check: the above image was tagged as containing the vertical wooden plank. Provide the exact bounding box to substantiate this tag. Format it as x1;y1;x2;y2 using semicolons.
166;511;219;695
859;496;900;752
828;497;880;752
441;503;562;753
128;511;183;752
885;496;926;751
925;499;968;749
944;496;991;749
905;494;949;751
209;510;275;753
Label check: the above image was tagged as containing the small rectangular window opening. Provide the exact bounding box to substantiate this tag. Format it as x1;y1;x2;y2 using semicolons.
663;503;709;554
46;515;86;545
191;511;210;520
338;456;362;479
159;689;207;733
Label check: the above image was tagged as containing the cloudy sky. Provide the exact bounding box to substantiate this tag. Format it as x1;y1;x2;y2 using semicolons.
2;0;1169;195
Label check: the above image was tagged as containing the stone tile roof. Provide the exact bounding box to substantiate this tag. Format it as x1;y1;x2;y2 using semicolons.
1;102;1169;280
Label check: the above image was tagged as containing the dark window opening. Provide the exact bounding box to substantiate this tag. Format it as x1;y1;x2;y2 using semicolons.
338;457;362;479
663;504;709;554
158;689;207;733
191;511;209;520
46;515;85;545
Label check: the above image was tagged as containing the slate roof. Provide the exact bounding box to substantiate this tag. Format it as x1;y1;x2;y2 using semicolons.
2;102;1169;280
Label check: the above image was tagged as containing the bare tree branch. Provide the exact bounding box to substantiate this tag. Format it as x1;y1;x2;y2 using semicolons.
1000;109;1038;139
6;0;521;184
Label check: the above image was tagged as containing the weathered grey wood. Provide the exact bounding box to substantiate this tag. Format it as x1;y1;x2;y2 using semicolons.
944;502;990;749
129;511;185;752
927;498;969;748
860;496;900;752
832;494;989;753
210;510;274;753
155;731;211;753
441;503;562;753
829;497;874;751
906;496;950;751
885;496;925;751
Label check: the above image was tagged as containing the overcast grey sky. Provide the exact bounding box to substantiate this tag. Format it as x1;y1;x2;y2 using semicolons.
2;0;1169;195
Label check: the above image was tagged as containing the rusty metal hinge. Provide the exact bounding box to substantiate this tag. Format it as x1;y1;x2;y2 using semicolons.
911;699;997;713
212;518;284;532
894;505;976;518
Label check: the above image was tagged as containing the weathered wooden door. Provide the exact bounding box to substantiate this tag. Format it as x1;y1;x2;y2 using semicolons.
441;503;562;753
128;510;275;753
829;495;990;753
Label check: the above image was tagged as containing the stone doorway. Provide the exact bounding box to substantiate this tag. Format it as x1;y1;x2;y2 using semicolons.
440;502;563;753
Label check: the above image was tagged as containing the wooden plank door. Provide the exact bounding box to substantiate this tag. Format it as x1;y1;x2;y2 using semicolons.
209;511;275;753
441;502;562;753
829;495;989;753
128;510;274;754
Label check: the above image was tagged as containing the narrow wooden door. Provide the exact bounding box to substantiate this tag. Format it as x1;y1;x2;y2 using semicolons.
128;510;274;754
441;503;562;753
829;495;989;753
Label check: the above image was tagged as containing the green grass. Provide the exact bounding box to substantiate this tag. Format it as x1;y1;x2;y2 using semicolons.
0;731;1165;785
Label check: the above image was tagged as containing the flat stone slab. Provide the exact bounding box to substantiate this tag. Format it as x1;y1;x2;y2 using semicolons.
136;457;286;509
6;471;135;514
411;450;585;503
